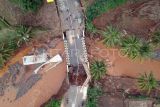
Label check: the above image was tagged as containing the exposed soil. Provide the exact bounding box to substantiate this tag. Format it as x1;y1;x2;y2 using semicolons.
0;36;67;107
93;0;160;39
0;0;61;36
98;75;159;107
0;46;32;77
87;38;160;80
0;36;160;107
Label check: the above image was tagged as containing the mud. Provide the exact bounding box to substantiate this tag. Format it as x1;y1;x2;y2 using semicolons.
93;0;160;39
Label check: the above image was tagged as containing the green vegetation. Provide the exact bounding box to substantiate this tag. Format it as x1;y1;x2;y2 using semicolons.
120;36;153;59
15;26;32;46
86;87;102;107
0;17;34;68
121;36;141;59
90;60;107;80
138;72;158;94
45;99;61;107
128;95;149;100
86;0;127;22
85;0;127;34
9;0;43;11
103;26;122;47
86;22;98;34
0;45;13;68
139;42;153;59
151;31;160;47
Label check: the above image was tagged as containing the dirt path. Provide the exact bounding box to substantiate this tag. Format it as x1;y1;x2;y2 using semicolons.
0;41;67;107
88;39;160;80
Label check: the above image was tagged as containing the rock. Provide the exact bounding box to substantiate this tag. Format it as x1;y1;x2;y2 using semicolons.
0;85;4;96
99;94;124;107
125;99;153;107
8;62;25;85
37;47;48;54
47;38;61;49
8;62;23;76
154;104;160;107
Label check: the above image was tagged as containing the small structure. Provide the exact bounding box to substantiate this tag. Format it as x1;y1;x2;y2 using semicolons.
22;54;63;74
34;54;63;74
47;0;55;3
22;53;48;65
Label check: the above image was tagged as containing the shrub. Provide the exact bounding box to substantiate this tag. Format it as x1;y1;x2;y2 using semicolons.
15;26;32;46
0;17;34;68
10;0;43;11
121;36;141;59
151;31;160;47
45;99;61;107
86;87;102;107
103;26;122;47
138;72;158;94
90;60;106;80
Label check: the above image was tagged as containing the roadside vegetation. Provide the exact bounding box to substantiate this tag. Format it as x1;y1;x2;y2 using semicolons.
86;0;127;22
85;0;127;33
86;87;102;107
45;99;61;107
90;60;107;80
9;0;43;11
138;72;158;95
85;0;159;60
0;17;38;68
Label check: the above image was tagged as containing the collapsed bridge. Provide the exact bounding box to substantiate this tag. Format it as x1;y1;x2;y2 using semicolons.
56;0;90;107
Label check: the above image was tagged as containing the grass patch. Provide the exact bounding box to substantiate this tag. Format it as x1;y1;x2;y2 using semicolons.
45;99;61;107
86;0;127;22
86;87;102;107
85;0;127;34
9;0;43;12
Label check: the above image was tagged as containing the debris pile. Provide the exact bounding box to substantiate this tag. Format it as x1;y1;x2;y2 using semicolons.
16;74;42;99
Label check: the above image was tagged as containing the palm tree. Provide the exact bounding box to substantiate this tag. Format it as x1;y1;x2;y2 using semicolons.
139;42;153;59
138;72;158;94
15;26;32;46
103;26;122;47
90;60;106;80
121;36;141;59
